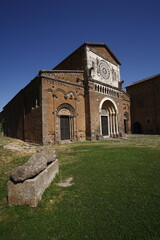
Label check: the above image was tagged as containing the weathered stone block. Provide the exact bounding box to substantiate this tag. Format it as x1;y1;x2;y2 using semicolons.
8;159;59;207
10;147;56;183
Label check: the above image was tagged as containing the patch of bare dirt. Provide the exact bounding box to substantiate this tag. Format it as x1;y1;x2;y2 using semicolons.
57;176;74;187
3;140;37;155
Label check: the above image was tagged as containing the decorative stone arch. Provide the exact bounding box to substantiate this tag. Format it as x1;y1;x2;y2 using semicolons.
56;103;76;141
45;88;58;98
99;97;119;137
56;103;76;117
45;88;54;94
55;88;67;99
99;97;118;113
124;111;129;119
66;91;76;99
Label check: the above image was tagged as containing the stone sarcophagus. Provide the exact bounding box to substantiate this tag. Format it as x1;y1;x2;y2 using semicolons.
8;147;59;207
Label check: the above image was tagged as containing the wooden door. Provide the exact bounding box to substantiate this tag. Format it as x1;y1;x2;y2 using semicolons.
101;116;109;136
60;116;70;140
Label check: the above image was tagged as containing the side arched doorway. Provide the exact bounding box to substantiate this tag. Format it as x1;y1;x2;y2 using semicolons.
124;112;129;134
99;98;119;137
56;103;76;141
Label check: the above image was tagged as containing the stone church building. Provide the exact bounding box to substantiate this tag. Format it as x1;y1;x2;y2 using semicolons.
1;43;131;144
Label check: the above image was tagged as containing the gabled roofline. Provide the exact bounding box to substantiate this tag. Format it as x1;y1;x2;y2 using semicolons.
126;73;160;88
53;42;121;69
84;42;121;65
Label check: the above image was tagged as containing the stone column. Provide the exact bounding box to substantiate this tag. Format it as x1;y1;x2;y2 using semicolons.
109;113;113;137
70;117;74;140
115;114;119;136
112;113;116;136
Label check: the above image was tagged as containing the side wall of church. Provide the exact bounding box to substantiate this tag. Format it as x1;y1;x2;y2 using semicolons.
41;72;86;143
3;78;42;143
126;76;160;134
3;90;24;140
0;111;4;136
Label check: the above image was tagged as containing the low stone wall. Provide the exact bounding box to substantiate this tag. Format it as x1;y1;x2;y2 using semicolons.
8;159;59;207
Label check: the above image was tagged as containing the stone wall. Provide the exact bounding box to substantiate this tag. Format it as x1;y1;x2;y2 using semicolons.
0;111;4;136
8;147;59;207
126;75;160;134
3;78;42;143
84;80;131;140
40;71;86;144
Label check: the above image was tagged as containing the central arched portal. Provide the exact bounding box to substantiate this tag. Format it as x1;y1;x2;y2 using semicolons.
99;98;119;137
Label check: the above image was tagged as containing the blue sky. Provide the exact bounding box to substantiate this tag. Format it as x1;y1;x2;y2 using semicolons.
0;0;160;111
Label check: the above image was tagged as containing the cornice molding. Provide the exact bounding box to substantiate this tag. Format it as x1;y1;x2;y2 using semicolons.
40;75;84;88
39;70;84;74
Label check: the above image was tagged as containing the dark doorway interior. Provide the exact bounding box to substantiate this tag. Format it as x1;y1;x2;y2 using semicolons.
133;122;142;134
101;116;109;136
60;116;70;140
124;119;127;133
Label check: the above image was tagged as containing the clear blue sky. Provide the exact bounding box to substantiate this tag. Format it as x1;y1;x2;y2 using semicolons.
0;0;160;111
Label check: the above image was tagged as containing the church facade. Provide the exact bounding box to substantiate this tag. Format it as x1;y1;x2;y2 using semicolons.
2;43;131;144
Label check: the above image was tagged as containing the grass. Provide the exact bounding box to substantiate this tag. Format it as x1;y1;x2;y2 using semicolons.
0;135;160;239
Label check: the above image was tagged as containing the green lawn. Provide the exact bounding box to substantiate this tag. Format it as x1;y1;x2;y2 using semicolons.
0;135;160;240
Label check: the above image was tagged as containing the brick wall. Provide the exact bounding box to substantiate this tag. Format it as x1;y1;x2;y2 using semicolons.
126;75;160;134
3;78;43;143
41;72;86;144
84;80;130;140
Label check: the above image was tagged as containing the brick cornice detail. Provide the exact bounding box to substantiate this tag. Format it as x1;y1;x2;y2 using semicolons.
40;76;84;88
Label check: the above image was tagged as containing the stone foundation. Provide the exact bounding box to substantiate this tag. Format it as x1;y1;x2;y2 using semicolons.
8;159;59;207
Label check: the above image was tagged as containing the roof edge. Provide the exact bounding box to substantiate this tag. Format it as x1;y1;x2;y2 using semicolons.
126;73;160;88
84;42;121;65
39;70;84;74
53;42;121;70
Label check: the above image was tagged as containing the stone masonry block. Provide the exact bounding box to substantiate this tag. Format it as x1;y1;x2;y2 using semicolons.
8;159;59;207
